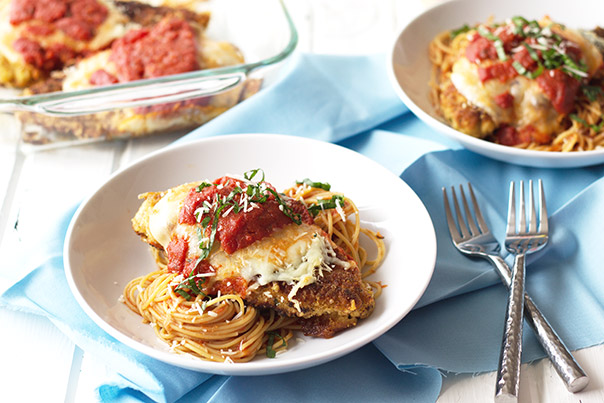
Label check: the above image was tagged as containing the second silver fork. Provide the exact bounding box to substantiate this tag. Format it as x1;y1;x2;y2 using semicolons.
496;180;548;402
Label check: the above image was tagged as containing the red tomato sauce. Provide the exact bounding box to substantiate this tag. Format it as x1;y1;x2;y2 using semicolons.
89;69;118;86
10;0;108;71
89;18;201;114
10;0;108;40
12;38;76;71
166;237;188;273
494;124;549;146
465;35;499;63
211;277;248;296
536;69;581;114
108;18;198;82
494;92;514;109
477;61;518;83
179;177;313;257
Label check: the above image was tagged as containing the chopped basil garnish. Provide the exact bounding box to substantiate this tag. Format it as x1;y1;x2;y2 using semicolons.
174;275;207;301
241;169;302;224
511;16;530;35
570;114;604;132
244;168;265;182
196;182;213;192
581;85;604;102
476;17;588;81
307;195;345;217
477;25;508;61
266;188;302;224
450;24;470;39
266;331;286;358
522;43;540;62
296;178;331;191
512;60;544;79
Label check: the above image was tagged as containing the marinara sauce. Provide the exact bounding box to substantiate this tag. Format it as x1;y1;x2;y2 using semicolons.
167;176;313;277
9;0;108;71
106;18;199;83
88;18;202;113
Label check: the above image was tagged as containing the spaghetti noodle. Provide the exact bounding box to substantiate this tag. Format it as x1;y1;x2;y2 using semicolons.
429;16;604;151
124;175;386;363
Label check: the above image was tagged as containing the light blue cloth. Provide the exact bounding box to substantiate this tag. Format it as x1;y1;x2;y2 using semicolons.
375;150;604;373
2;52;604;402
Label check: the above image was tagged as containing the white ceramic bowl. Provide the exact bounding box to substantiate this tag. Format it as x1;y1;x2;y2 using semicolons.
64;134;437;375
389;0;604;168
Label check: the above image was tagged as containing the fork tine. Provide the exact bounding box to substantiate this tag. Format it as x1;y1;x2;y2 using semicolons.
459;184;480;236
467;183;489;234
519;180;526;233
442;187;462;243
528;180;538;234
538;179;548;234
506;182;516;235
451;186;471;239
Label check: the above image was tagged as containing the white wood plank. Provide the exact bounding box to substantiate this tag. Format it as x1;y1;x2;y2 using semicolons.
283;0;312;53
0;309;75;403
0;139;123;402
438;345;604;403
118;133;183;168
72;351;116;403
309;0;398;54
0;114;21;255
0;114;19;192
0;143;118;288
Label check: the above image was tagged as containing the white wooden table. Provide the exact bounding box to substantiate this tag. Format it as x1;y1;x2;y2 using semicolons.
1;1;603;402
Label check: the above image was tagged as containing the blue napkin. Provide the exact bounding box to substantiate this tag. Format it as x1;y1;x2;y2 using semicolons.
374;150;604;373
2;51;604;403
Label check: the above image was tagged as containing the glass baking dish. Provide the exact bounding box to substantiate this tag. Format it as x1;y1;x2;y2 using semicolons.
0;0;297;149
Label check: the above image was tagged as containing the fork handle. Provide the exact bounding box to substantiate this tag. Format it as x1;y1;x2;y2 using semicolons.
489;255;589;392
495;253;526;402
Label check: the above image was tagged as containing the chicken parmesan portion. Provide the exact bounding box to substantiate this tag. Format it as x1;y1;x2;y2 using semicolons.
430;16;604;150
131;171;377;339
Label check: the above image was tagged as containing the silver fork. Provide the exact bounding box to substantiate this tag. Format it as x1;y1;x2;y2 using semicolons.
443;183;588;396
496;180;549;402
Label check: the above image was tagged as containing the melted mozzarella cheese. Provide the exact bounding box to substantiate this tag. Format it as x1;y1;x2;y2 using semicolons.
209;224;331;285
209;223;350;308
62;50;114;91
509;76;559;134
148;187;190;249
450;57;560;135
450;57;510;123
